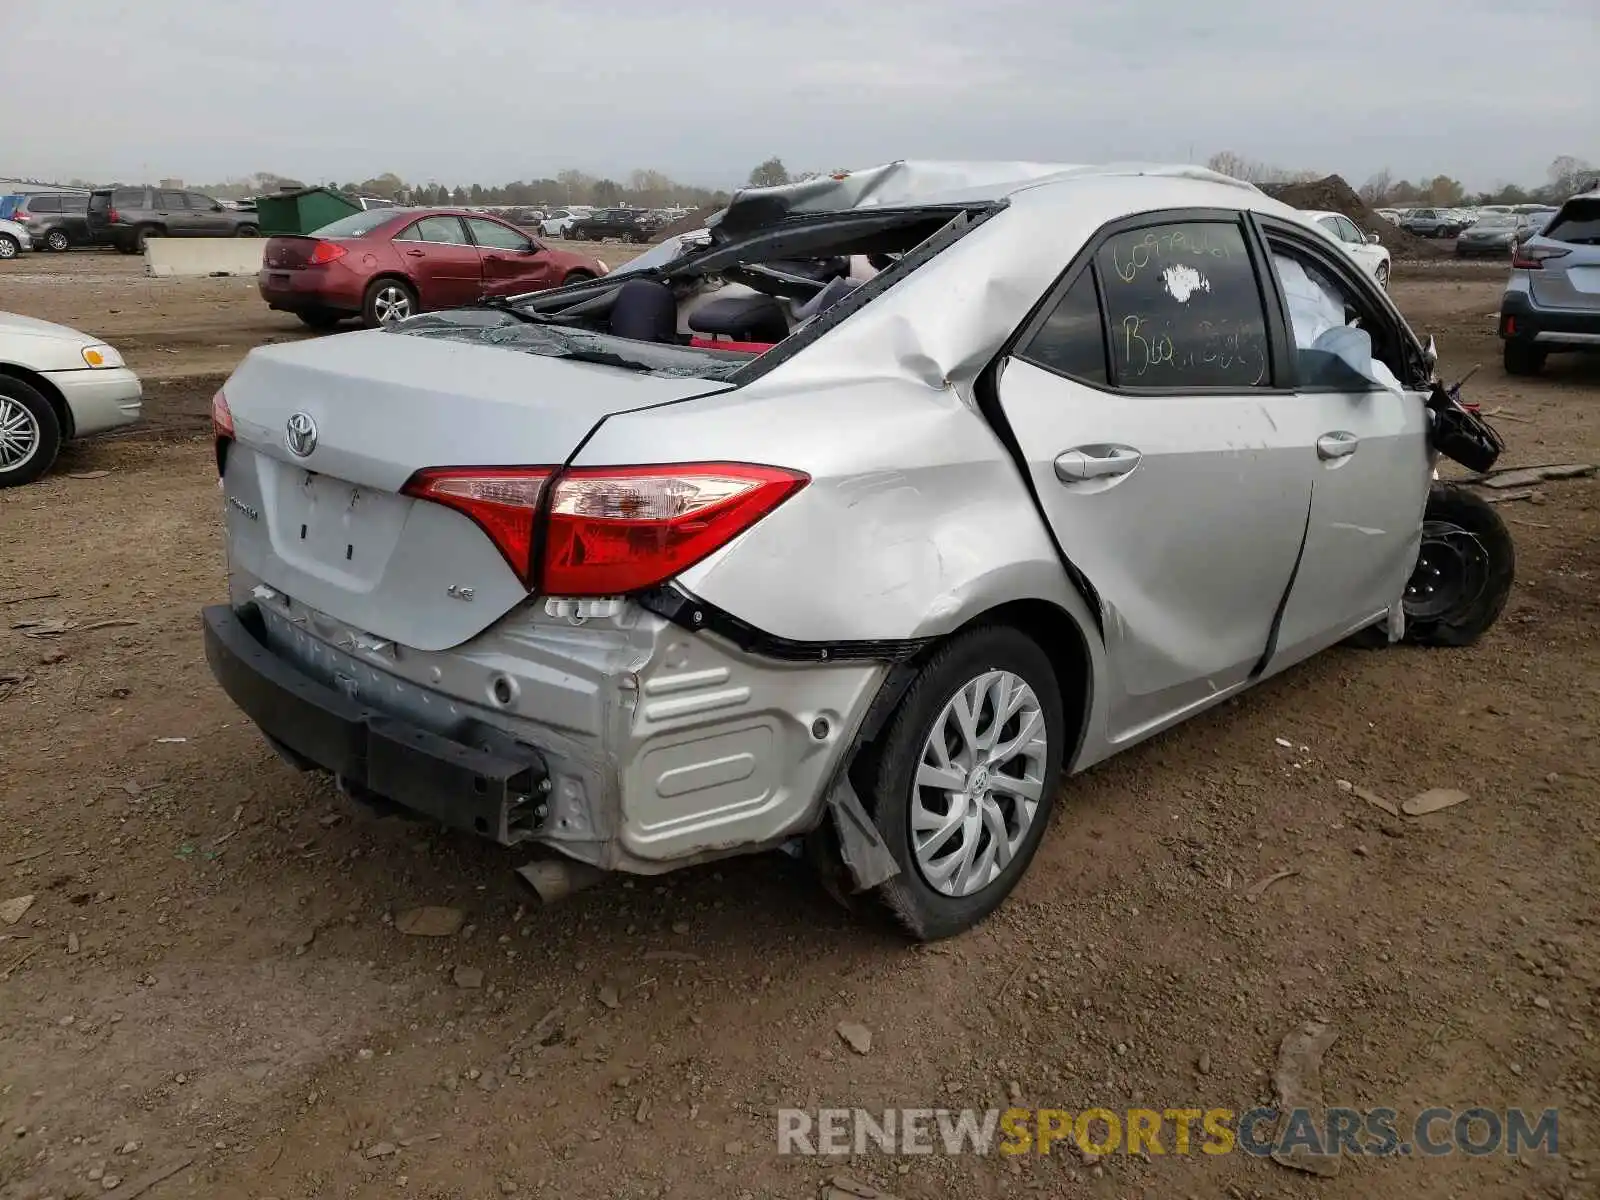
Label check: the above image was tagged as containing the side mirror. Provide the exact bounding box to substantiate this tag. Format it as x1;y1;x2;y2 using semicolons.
1366;231;1380;244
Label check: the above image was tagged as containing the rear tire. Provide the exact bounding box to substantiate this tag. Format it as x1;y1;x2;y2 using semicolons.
0;376;62;488
133;225;162;252
235;224;259;238
0;234;18;260
1502;341;1545;376
45;229;71;252
863;626;1066;941
562;270;595;286
1401;484;1515;647
361;278;417;328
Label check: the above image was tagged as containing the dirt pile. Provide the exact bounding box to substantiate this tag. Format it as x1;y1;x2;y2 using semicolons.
1260;175;1447;259
651;203;722;241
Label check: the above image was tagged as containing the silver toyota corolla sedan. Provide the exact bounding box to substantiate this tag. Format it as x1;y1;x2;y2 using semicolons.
203;162;1512;939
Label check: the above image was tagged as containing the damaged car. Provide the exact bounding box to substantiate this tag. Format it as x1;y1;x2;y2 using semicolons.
202;161;1513;940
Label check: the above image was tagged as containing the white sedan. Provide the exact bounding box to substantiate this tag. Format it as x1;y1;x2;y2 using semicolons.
1299;210;1392;288
0;217;33;259
0;313;142;486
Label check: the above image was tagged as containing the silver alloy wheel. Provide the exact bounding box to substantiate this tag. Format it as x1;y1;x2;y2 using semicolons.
0;395;42;471
46;230;70;251
911;669;1048;898
0;237;17;259
373;285;413;323
1376;261;1389;289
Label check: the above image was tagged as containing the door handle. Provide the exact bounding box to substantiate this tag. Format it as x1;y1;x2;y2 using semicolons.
1054;446;1142;482
404;248;425;257
1316;432;1359;460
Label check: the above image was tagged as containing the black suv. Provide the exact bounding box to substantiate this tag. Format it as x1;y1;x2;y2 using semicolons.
11;192;96;251
565;208;662;243
87;187;259;253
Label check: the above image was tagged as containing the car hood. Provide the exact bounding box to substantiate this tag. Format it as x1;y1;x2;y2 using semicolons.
0;311;96;343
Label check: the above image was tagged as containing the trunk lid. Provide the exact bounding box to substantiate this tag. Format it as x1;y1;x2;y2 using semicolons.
262;235;323;269
220;328;733;650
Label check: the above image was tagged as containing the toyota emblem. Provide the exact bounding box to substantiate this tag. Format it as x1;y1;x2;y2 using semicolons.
285;411;318;458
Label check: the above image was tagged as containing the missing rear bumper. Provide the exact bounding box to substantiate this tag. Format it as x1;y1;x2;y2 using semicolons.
202;603;549;844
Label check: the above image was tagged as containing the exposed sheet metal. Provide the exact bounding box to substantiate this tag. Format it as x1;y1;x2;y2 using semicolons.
714;159;1264;237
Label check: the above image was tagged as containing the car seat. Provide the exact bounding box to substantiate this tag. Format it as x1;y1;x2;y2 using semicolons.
687;293;791;344
607;278;678;342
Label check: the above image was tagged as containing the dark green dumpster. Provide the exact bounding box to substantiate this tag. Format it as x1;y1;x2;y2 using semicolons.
253;187;362;236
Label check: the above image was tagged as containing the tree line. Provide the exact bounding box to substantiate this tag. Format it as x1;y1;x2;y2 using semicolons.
57;152;1595;211
1206;151;1596;208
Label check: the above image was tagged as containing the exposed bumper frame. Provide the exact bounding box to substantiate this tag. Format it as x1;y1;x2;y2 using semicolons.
202;603;550;844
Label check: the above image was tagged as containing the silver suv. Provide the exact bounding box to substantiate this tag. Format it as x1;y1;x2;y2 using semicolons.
1500;190;1600;375
203;162;1513;939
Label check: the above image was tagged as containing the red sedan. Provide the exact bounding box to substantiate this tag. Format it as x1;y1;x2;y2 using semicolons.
258;208;608;330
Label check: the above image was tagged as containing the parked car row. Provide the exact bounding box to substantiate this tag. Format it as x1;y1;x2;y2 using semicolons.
0;187;259;254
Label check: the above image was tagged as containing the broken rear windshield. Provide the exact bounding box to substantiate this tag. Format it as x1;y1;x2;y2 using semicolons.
392;310;753;382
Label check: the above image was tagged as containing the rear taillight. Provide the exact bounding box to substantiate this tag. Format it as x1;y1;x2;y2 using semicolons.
1511;246;1569;270
401;462;808;595
211;389;234;438
402;467;555;586
106;208;119;224
308;240;347;265
542;463;808;595
212;390;234;477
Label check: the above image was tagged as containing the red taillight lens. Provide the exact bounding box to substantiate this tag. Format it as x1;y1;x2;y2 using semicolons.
1511;246;1569;270
308;240;347;265
212;390;234;477
402;467;554;585
211;389;234;438
542;463;809;596
106;208;120;224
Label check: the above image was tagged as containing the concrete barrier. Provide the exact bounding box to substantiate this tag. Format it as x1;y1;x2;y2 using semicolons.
143;238;266;278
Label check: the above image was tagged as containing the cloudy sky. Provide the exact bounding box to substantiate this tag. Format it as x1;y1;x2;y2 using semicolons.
3;0;1594;191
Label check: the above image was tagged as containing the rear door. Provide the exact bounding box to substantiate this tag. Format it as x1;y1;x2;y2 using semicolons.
86;190;113;238
186;192;230;235
156;190;193;234
466;217;559;295
993;212;1313;741
1528;196;1600;314
1254;219;1431;666
392;215;483;308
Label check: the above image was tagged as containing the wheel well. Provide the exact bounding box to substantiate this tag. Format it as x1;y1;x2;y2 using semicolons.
364;273;415;300
964;599;1092;765
848;598;1094;786
564;269;595;284
0;363;74;438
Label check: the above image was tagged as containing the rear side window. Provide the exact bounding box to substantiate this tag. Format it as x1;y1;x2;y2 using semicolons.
467;217;531;251
113;188;145;207
1544;199;1600;245
29;195;60;213
59;194;88;213
1019;269;1107;384
1094;221;1270;389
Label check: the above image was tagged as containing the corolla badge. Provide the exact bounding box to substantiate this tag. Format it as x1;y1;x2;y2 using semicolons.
285;411;318;458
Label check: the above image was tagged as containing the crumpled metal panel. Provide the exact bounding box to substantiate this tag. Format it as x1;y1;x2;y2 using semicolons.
714;159;1265;238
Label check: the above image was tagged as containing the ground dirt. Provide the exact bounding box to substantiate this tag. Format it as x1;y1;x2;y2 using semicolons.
0;252;1596;1200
